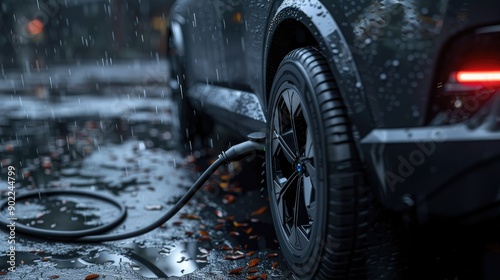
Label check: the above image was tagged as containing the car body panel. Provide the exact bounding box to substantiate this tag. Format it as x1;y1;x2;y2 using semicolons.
169;0;500;221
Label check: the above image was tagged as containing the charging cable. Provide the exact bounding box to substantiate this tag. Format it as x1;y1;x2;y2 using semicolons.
0;132;265;242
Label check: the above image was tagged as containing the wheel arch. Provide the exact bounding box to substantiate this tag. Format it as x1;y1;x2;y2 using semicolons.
264;0;374;139
167;17;186;58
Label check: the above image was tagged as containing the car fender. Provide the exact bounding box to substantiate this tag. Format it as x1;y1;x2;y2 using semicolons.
264;0;374;140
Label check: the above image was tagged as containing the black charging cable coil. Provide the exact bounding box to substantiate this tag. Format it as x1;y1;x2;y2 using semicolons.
0;133;265;242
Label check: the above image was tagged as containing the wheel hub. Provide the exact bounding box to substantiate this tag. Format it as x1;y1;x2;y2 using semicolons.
269;88;317;252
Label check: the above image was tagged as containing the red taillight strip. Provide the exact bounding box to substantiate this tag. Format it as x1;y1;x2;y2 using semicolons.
456;71;500;83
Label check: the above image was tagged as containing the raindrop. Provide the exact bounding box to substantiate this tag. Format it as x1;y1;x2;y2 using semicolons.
379;73;387;80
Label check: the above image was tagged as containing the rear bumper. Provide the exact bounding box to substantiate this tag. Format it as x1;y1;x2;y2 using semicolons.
361;93;500;223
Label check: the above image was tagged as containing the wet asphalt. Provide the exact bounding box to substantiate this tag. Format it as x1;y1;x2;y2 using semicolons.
0;84;291;279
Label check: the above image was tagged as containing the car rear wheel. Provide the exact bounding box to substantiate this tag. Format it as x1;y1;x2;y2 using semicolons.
267;47;402;279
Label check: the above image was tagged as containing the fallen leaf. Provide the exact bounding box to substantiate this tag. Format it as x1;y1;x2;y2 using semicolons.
233;221;249;228
247;268;259;274
247;251;255;257
230;231;240;236
185;231;194;237
172;221;183;226
84;274;100;280
220;174;230;181
247;258;260;268
49;276;59;279
247;276;259;280
251;206;268;216
214;210;224;218
222;194;236;204
198;236;211;241
180;213;200;220
226;215;235;221
267;252;279;258
220;245;232;251
261;273;267;280
219;182;229;189
249;235;259;240
199;230;210;237
229;267;245;274
228;187;243;193
0;271;7;275
214;224;224;230
224;254;246;260
42;257;51;262
272;261;278;269
244;227;253;235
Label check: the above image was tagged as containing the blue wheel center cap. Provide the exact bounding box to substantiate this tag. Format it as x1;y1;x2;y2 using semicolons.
296;163;302;173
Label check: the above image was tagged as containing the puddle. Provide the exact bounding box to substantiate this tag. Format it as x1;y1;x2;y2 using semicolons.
121;241;209;278
4;195;121;231
0;242;208;278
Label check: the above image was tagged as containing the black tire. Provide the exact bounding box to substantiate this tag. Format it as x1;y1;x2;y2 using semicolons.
266;47;402;279
167;31;213;153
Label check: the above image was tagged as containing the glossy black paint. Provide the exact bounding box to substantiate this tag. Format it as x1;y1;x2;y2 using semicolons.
169;0;500;222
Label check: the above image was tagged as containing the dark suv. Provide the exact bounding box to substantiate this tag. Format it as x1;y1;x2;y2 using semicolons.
167;1;500;279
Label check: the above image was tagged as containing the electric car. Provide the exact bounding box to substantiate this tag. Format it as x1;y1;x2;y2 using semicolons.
167;0;500;279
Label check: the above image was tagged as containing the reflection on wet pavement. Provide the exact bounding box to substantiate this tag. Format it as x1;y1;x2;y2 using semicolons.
0;87;289;279
13;195;121;231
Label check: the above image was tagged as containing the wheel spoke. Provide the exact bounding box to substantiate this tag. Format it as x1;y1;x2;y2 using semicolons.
308;201;317;213
304;161;317;185
275;170;299;232
303;175;314;208
274;131;297;163
284;90;301;152
275;171;300;199
272;106;281;134
288;225;310;249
